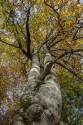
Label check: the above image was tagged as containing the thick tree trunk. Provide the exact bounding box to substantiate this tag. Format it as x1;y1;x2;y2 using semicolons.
9;45;62;125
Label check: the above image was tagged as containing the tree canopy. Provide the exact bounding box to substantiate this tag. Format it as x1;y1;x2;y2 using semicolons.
0;0;83;125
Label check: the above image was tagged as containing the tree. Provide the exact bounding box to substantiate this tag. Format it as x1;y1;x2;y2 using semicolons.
0;0;83;125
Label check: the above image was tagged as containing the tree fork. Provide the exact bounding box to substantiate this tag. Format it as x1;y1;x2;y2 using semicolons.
9;45;62;125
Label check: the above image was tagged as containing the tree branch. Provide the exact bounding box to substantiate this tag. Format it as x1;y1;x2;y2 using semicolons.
51;49;83;61
48;38;63;48
37;28;55;52
26;7;31;58
0;38;19;48
56;61;83;81
17;22;27;39
72;25;82;40
44;0;62;29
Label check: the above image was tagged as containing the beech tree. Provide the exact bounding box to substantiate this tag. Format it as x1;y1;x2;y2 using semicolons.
0;0;83;125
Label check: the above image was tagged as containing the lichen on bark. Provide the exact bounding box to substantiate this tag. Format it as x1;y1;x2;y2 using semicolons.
9;44;62;125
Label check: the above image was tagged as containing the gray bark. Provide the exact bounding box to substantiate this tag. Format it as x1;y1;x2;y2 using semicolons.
9;45;62;125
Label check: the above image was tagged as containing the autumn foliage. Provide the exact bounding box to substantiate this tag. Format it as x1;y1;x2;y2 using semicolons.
0;0;83;125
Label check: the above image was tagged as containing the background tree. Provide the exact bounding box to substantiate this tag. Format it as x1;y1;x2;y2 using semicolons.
0;0;83;125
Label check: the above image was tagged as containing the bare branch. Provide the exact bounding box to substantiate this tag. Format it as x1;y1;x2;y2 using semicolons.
17;22;27;39
0;38;19;48
26;7;31;58
72;25;82;40
0;38;30;57
48;38;63;48
38;28;55;52
55;1;68;12
51;48;83;61
72;36;83;41
51;48;67;52
44;0;63;29
56;61;83;81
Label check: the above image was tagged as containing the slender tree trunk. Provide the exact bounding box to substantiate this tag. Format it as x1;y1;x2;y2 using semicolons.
9;45;62;125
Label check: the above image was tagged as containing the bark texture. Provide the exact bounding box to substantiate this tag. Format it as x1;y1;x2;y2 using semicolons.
9;45;62;125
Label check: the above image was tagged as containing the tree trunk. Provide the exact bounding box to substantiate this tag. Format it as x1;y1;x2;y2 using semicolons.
9;45;62;125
